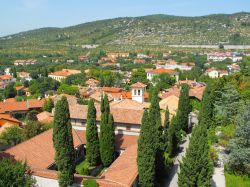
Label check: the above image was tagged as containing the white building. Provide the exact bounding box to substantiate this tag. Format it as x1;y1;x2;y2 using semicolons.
205;68;229;78
17;72;32;81
48;69;81;82
0;75;16;88
207;52;242;62
14;59;39;66
131;82;146;103
146;68;179;82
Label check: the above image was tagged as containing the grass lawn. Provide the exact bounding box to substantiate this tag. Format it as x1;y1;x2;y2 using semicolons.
225;173;250;187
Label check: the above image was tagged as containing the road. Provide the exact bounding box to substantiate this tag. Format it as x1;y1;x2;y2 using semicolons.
164;134;191;187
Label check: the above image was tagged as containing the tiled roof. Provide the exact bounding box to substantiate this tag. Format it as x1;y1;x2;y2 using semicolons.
0;99;44;113
85;79;100;87
101;87;123;93
0;75;13;80
37;111;53;124
100;144;138;187
130;82;147;88
146;68;177;75
159;95;179;116
49;69;81;77
15;86;25;91
0;114;21;124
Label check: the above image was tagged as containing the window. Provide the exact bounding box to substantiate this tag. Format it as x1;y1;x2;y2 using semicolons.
138;89;141;96
134;89;137;95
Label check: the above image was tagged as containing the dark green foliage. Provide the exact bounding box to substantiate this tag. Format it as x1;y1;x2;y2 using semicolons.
99;95;115;167
53;96;75;187
131;68;149;85
64;73;86;86
0;158;35;187
83;179;99;187
176;84;191;132
29;77;60;96
162;108;170;151
43;98;54;112
57;84;79;96
23;121;42;140
152;73;175;92
137;110;156;187
11;67;17;78
214;83;240;125
76;160;91;175
228;104;250;175
25;110;38;121
167;116;179;157
0;127;23;146
178;124;213;187
86;99;100;166
4;82;17;98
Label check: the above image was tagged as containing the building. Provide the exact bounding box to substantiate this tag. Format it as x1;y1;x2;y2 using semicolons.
146;68;179;82
17;72;32;81
14;59;39;66
159;95;179;117
157;60;195;71
131;82;147;103
48;69;81;82
4;68;11;75
0;114;21;134
134;59;146;64
207;52;242;62
227;63;241;73
205;68;229;78
0;75;15;88
107;52;130;59
85;78;100;88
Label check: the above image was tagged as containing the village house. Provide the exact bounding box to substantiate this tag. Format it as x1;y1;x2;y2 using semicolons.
14;59;39;66
17;72;32;81
85;78;100;88
227;63;241;73
146;68;179;82
134;59;146;64
0;75;16;89
0;114;21;134
157;60;195;71
205;68;229;78
207;52;243;62
48;69;81;82
107;52;130;59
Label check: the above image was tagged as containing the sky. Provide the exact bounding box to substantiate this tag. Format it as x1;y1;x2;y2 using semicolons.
0;0;250;37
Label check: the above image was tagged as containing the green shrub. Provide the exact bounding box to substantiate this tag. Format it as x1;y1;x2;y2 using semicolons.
218;124;236;147
163;152;173;171
225;173;250;187
209;147;218;165
76;160;90;175
83;179;99;187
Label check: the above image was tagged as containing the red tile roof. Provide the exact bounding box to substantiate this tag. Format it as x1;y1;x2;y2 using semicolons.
130;82;147;88
147;68;177;75
0;75;13;80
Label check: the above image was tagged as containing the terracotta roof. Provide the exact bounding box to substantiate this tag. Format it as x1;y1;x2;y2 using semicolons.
110;99;146;110
4;129;84;170
0;99;44;114
15;86;25;91
146;68;177;75
101;87;123;93
37;111;54;124
17;72;30;77
159;95;179;116
0;114;21;124
49;69;81;77
89;91;113;102
134;59;146;63
100;144;138;187
85;79;100;87
130;82;147;88
0;75;13;80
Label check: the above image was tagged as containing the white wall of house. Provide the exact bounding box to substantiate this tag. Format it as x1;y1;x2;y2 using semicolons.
132;88;144;103
48;75;65;82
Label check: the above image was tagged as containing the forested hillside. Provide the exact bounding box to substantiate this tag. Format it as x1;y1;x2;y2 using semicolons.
1;12;250;49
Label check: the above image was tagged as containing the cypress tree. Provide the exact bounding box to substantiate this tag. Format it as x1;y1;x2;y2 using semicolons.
167;115;179;157
137;110;156;187
43;98;54;112
99;94;115;167
53;96;75;187
162;107;170;151
178;124;213;187
86;99;100;166
176;84;191;132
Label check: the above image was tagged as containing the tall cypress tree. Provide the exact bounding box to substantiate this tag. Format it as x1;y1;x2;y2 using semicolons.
178;124;213;187
162;107;170;151
99;94;115;167
53;96;75;187
176;84;191;132
167;115;179;157
86;99;100;166
137;110;156;187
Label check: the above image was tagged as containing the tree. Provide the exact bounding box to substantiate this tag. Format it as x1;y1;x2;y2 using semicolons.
130;68;148;85
137;110;156;187
178;124;213;187
58;84;79;96
176;84;191;132
0;158;35;187
162;107;170;151
11;67;17;78
43;98;54;112
64;73;86;86
0;126;23;146
219;43;224;49
152;73;175;92
4;82;17;98
53;96;75;187
228;104;250;175
99;95;115;167
214;83;240;125
86;99;101;166
43;68;48;77
26;110;38;121
23;121;42;140
167;116;179;157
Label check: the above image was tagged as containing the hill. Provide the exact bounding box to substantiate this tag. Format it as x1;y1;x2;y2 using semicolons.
1;12;250;49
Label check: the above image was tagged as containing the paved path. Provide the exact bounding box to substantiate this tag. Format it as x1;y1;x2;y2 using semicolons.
211;146;226;187
164;134;191;187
